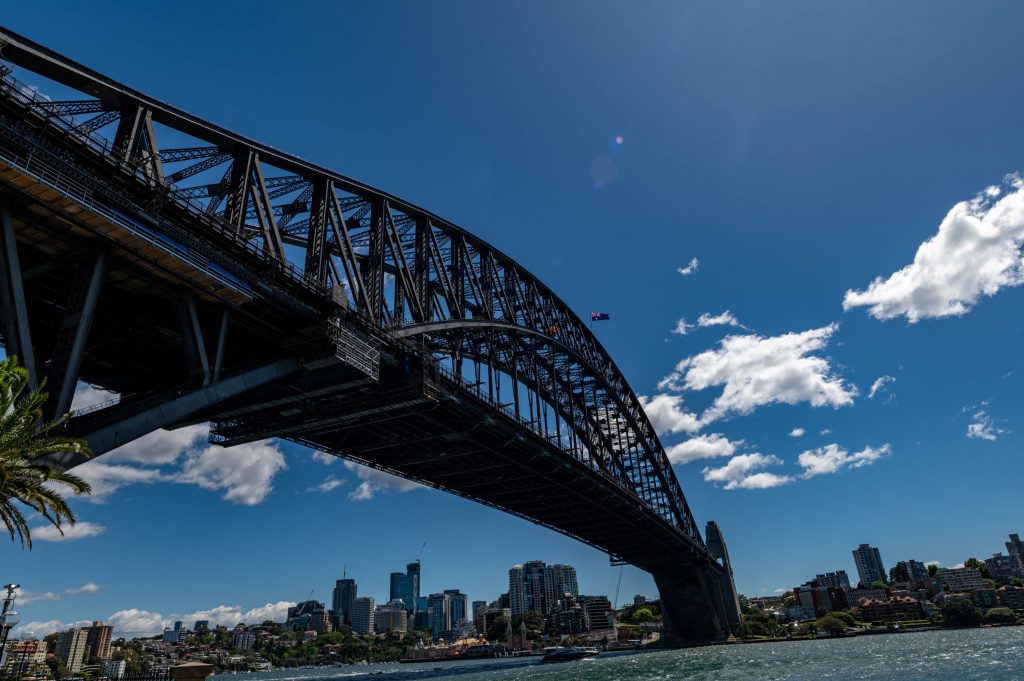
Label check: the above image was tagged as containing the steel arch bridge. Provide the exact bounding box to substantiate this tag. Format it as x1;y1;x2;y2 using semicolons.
0;26;740;644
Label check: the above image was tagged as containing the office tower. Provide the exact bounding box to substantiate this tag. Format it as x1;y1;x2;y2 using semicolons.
426;592;451;639
231;630;256;650
890;560;929;586
286;601;330;633
852;544;886;587
444;589;468;630
85;621;113;660
55;629;88;673
194;620;210;633
351;597;376;635
407;561;421;607
550;564;579;598
332;578;357;626
472;600;488;634
375;600;409;634
390;568;418;614
508;565;526;617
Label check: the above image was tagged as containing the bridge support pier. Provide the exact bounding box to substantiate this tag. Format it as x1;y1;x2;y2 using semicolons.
0;195;37;388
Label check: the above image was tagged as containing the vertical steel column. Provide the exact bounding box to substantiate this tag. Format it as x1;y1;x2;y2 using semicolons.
212;308;230;383
50;249;106;417
304;179;330;286
0;197;36;388
366;200;385;328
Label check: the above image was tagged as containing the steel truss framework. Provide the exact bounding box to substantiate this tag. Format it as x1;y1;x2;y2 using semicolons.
0;27;740;644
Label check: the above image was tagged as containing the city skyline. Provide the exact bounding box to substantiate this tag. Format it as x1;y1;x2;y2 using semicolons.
4;0;1024;638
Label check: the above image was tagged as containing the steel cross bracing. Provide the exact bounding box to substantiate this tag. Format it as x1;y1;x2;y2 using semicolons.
0;26;708;555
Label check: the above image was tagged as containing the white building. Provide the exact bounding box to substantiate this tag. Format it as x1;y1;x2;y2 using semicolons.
55;628;89;673
351;596;376;635
231;630;256;650
102;660;127;679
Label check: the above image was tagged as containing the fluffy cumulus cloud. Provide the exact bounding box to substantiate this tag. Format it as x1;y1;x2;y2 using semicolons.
176;441;287;505
343;461;423;502
966;410;1003;441
789;427;805;438
797;443;891;478
844;175;1024;322
66;583;102;596
658;324;857;424
31;521;107;542
311;451;337;465
105;601;296;637
701;453;793;490
640;393;702;435
664;433;741;465
677;257;700;276
868;375;895;399
14;619;93;638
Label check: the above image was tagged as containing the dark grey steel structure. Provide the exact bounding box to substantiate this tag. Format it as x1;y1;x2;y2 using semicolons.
0;26;740;645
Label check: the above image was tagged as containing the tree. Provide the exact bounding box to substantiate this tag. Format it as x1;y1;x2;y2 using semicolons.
983;607;1016;625
940;599;982;628
0;356;92;548
485;615;510;642
871;580;888;590
928;564;939;578
816;614;848;637
963;558;991;580
631;607;655;624
830;610;856;627
512;611;545;640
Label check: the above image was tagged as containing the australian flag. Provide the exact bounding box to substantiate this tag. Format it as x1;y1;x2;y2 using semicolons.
591;312;610;321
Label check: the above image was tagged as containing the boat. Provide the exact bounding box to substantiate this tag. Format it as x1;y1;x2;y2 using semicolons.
540;646;599;663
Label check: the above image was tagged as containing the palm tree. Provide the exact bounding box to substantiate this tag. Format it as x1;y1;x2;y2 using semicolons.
0;355;92;548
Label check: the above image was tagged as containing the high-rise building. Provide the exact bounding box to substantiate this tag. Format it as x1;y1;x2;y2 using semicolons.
351;597;376;635
814;571;852;590
286;600;330;633
55;628;89;673
332;579;357;626
390;567;418;614
102;660;127;679
445;590;468;630
1006;534;1024;572
550;564;579;598
471;600;488;635
426;592;451;639
86;621;113;660
375;600;409;634
935;567;986;592
407;561;422;608
162;620;186;644
508;565;525;618
889;560;929;587
231;630;256;650
578;596;614;630
986;553;1024;583
852;544;887;587
194;620;210;633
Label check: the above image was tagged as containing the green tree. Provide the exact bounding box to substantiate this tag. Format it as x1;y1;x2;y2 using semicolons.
512;611;545;640
0;356;92;548
928;564;939;577
941;599;982;628
963;558;991;580
631;607;655;624
871;580;888;590
485;615;510;642
830;610;856;627
983;607;1017;625
816;614;848;637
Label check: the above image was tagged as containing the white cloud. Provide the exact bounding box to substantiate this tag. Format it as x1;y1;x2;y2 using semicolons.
70;384;118;411
658;324;856;424
670;319;694;335
701;453;793;490
868;375;895;399
789;427;805;438
820;428;832;435
696;310;744;329
31;521;107;542
925;560;941;567
966;410;1003;441
176;441;287;505
640;393;702;435
797;443;891;478
343;461;422;502
677;257;699;276
106;601;296;637
104;424;210;465
75;461;165;502
310;477;345;493
66;582;102;596
311;451;336;465
844;175;1024;322
13;619;92;638
13;588;61;604
107;609;168;636
665;433;740;465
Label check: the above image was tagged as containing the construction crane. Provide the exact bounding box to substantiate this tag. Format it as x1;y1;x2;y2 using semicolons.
416;541;427;563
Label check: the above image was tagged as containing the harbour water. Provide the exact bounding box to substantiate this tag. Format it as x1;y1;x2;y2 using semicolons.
211;626;1024;680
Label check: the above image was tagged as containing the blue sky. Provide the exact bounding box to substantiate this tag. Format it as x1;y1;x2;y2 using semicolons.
4;0;1024;636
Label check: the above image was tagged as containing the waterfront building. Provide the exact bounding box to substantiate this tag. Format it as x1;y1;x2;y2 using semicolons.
332;579;357;626
351;597;376;635
997;585;1024;609
86;621;113;660
545;596;586;635
472;600;488;634
102;660;127;679
972;589;999;609
375;600;408;634
986;552;1024;583
578;595;614;630
426;592;450;639
231;630;256;650
1;640;47;673
1006;533;1024;572
814;571;852;590
483;606;511;638
852;544;887;587
857;596;923;622
55;628;88;673
550;564;579;598
935;567;986;592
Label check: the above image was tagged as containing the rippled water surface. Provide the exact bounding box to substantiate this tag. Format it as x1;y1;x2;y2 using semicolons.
211;627;1024;680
